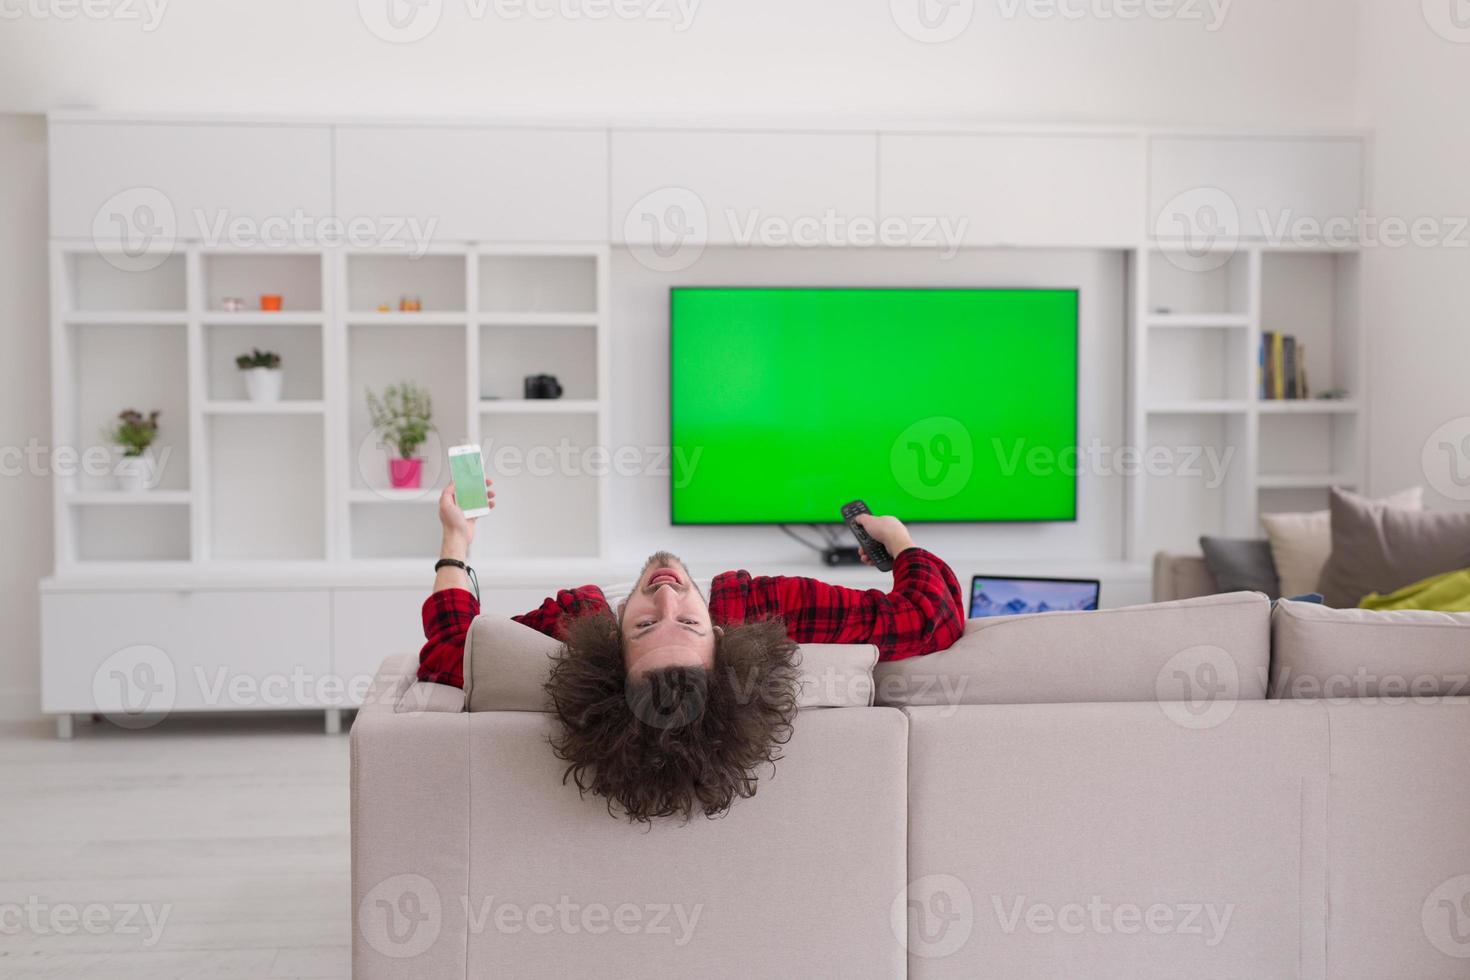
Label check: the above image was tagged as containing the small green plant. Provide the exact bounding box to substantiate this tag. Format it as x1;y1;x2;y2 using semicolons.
367;382;433;459
105;409;160;458
235;349;282;370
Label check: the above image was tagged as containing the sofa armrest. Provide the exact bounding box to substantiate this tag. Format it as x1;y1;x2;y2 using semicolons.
359;654;465;715
1152;552;1218;602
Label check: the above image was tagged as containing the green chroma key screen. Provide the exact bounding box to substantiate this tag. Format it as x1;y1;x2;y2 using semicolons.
669;287;1078;524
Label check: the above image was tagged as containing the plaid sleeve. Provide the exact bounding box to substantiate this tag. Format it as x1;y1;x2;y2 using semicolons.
417;587;480;688
417;585;611;688
511;585;611;637
711;548;966;662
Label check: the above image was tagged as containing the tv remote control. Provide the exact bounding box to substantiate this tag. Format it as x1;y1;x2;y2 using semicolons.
841;500;894;572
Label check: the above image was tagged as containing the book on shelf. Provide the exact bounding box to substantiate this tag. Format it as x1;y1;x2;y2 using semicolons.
1260;331;1311;400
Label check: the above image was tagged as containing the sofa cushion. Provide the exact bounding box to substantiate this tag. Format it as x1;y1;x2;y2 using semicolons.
1260;485;1422;597
1318;486;1470;608
462;615;877;712
1269;598;1470;699
874;592;1271;708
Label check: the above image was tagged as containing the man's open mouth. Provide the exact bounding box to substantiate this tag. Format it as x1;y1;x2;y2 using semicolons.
647;569;682;588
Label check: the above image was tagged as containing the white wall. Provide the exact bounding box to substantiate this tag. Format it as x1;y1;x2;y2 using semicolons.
0;0;1356;127
1354;3;1470;509
0;114;51;720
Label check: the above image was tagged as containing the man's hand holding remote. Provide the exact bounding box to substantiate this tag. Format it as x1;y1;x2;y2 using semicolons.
854;514;915;565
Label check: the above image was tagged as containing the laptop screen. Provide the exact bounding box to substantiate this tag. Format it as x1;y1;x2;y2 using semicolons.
969;576;1100;618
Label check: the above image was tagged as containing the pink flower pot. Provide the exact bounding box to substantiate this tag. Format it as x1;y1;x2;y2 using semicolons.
389;457;424;489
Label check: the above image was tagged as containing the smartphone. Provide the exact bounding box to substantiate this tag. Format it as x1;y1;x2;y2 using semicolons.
448;445;491;518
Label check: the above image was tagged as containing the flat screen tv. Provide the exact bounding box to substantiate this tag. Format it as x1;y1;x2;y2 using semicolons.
669;287;1078;524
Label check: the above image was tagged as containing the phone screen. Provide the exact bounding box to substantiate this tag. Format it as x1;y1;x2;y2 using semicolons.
449;447;489;514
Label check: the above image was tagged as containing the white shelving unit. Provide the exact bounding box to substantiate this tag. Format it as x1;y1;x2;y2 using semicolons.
49;242;610;572
1127;246;1364;557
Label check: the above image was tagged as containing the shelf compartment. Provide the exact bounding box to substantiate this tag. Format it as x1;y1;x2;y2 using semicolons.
1147;248;1251;317
205;321;324;402
350;500;443;559
1259;412;1358;492
1139;413;1253;555
65;251;186;313
1146;313;1251;329
1256;399;1358;414
207;414;326;560
478;254;597;314
1145;325;1253;406
347;322;467;493
475;412;599;559
479;399;600;415
347;253;466;313
72;503;191;562
202;252;323;313
68;322;191;494
477;323;597;402
1260;251;1359;400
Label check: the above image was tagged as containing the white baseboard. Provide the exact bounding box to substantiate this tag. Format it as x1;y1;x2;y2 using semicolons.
0;685;41;721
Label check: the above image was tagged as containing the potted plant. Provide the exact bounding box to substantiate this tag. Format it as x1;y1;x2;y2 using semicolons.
236;349;284;403
105;409;161;492
367;382;433;489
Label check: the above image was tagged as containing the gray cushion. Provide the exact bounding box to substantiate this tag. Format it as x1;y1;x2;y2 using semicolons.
462;615;876;712
875;592;1272;707
1269;598;1470;699
1199;536;1281;597
1318;487;1470;607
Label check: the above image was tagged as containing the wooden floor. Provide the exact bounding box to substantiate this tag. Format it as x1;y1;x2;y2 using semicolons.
0;715;351;979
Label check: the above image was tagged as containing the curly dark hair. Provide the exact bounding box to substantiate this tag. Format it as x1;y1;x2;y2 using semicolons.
544;611;801;824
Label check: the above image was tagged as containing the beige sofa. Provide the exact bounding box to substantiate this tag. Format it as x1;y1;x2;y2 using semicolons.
352;593;1470;979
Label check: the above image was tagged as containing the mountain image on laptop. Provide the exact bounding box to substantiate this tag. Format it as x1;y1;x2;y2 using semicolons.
969;576;1100;618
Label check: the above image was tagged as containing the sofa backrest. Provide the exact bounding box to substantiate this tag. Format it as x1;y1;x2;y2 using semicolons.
874;592;1271;709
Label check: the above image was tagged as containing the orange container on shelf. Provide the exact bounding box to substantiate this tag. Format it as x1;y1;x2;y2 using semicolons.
260;294;283;312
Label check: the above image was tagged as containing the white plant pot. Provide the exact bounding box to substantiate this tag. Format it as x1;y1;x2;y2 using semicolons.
114;452;154;493
243;367;284;403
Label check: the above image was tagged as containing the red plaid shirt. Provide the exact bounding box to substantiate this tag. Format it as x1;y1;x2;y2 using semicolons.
417;548;965;688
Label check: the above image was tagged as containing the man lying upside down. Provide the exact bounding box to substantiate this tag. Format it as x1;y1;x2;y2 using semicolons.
418;479;965;823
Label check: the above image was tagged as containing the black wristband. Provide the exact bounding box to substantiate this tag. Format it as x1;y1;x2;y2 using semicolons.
434;558;479;602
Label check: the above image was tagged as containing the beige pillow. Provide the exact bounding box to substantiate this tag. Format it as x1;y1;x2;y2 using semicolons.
1260;486;1422;597
462;615;876;712
874;591;1272;707
1270;598;1470;699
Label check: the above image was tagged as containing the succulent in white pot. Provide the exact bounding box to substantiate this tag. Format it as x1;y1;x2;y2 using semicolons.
105;409;161;492
236;348;284;403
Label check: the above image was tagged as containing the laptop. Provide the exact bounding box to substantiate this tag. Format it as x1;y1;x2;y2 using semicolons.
969;575;1101;618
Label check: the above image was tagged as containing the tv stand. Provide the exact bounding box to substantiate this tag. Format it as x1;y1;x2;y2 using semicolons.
821;545;865;567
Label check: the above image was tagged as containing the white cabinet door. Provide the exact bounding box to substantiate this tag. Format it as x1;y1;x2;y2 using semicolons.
880;133;1145;247
42;590;192;714
334;126;608;243
611;130;878;246
1149;137;1363;242
186;590;333;710
332;588;430;700
49;121;333;243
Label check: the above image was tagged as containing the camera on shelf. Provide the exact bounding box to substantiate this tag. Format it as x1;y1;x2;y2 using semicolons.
523;374;564;400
